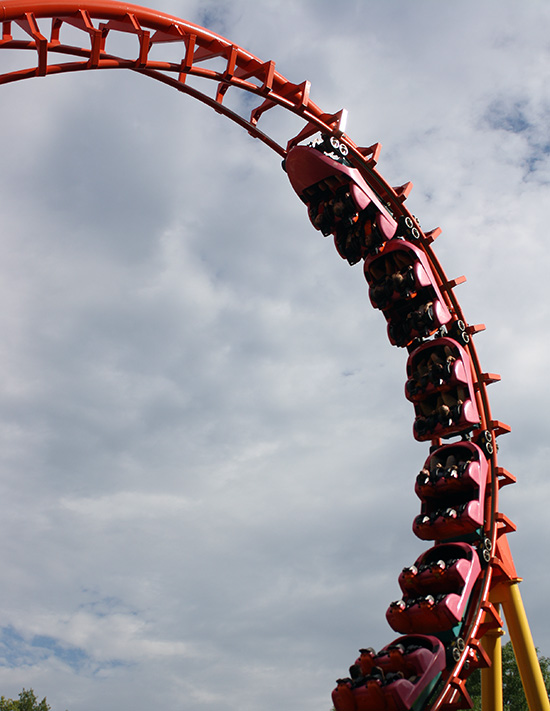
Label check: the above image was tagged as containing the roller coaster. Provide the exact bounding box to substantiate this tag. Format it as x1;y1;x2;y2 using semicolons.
0;2;548;709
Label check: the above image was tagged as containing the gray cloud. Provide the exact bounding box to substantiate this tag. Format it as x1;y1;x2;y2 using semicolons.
0;1;548;709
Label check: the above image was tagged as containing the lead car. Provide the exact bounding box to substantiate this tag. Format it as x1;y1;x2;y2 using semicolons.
284;135;400;263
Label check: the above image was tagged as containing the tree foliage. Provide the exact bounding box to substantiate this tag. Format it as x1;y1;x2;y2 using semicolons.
0;689;50;711
466;641;550;710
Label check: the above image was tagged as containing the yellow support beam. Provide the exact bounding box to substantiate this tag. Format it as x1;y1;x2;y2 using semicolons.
481;625;504;711
499;581;550;711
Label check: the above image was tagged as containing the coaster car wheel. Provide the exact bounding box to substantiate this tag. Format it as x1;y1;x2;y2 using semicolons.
449;319;470;345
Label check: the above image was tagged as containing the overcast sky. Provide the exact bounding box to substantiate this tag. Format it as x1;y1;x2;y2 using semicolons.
0;1;549;709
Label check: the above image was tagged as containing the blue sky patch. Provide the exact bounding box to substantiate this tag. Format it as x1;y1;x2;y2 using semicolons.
485;98;531;133
0;626;128;676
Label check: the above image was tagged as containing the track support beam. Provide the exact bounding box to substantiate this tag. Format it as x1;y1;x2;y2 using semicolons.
492;581;550;711
481;623;504;711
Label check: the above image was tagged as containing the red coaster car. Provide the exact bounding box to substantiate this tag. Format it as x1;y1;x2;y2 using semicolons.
285;140;398;264
363;241;451;347
407;340;480;440
386;542;481;635
332;635;445;711
412;393;479;442
405;337;475;401
413;442;488;541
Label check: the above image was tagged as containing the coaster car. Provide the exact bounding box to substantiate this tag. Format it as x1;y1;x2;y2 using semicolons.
411;382;479;443
285;142;398;264
332;635;446;711
387;542;481;634
413;442;488;541
405;337;475;401
363;241;451;347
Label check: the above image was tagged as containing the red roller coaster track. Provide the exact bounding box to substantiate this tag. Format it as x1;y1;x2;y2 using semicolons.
0;2;547;709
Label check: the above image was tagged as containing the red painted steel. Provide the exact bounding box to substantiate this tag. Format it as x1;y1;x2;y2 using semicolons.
0;0;351;157
0;3;522;708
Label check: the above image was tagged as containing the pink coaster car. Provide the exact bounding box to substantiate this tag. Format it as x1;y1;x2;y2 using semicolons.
332;635;445;711
363;241;451;348
405;337;475;401
407;339;480;441
387;542;481;635
413;442;488;541
285;140;398;264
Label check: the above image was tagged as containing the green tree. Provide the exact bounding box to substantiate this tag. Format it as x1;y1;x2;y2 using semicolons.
0;689;50;711
466;641;550;710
